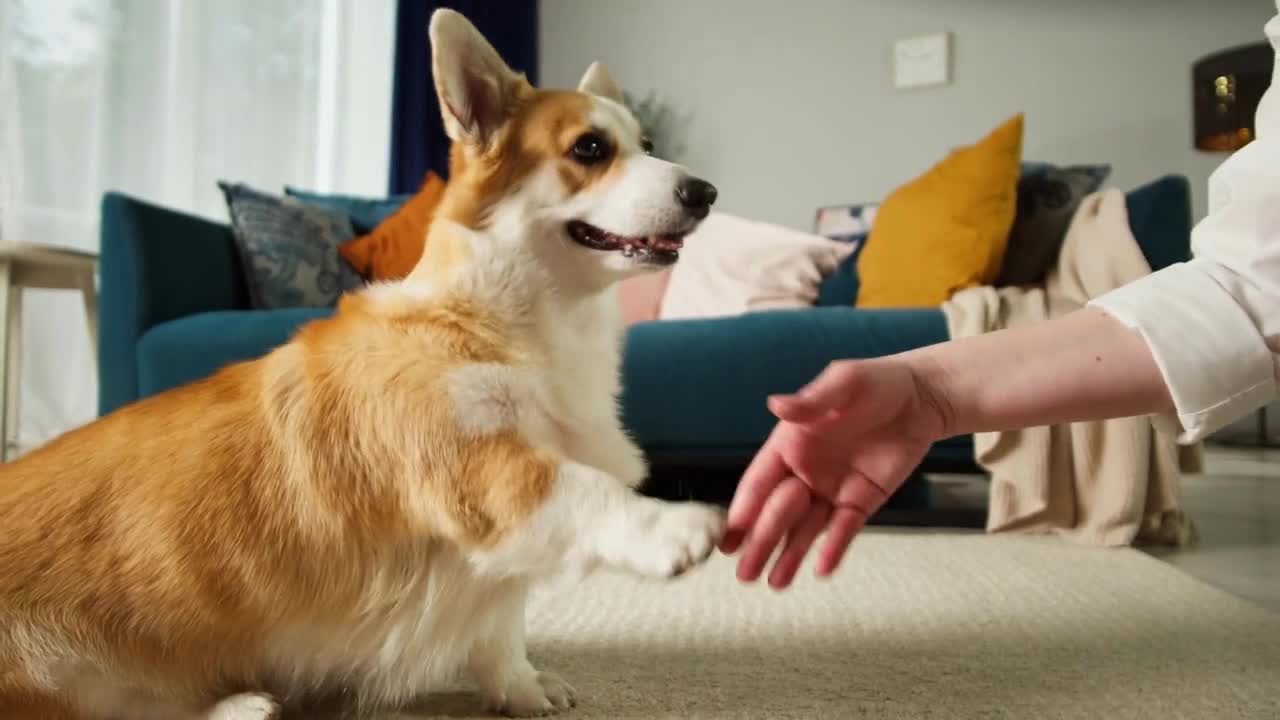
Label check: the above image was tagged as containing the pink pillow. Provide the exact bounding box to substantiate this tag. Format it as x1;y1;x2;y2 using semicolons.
616;268;673;325
658;212;855;320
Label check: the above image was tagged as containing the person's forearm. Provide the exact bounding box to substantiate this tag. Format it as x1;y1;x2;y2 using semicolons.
901;307;1174;439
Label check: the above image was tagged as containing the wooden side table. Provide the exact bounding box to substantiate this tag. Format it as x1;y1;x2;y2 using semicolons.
0;242;99;461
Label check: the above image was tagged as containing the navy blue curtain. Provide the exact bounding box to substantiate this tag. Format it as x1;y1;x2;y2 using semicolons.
387;0;539;195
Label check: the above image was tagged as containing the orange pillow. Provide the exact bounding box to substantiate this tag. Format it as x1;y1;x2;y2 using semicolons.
855;113;1024;308
340;172;447;281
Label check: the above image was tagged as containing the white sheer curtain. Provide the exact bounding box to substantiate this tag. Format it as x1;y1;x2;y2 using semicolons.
0;0;393;450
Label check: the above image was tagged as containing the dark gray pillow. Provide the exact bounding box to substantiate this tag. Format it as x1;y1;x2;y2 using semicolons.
218;181;365;309
995;164;1111;287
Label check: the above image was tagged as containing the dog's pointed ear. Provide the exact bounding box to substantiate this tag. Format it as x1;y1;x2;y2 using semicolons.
578;61;624;104
429;9;527;146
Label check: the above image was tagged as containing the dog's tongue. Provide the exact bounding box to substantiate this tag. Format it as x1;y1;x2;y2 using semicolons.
649;235;684;252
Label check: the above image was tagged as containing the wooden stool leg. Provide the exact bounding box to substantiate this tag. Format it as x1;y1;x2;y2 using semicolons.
5;282;21;460
0;260;11;462
80;268;98;364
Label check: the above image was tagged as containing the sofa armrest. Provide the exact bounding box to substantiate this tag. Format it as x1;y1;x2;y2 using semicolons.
98;191;250;415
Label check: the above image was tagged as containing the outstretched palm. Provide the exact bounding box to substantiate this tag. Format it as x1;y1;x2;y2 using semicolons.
719;359;945;589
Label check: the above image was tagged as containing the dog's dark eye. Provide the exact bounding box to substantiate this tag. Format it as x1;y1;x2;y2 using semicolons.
640;137;654;155
571;132;610;164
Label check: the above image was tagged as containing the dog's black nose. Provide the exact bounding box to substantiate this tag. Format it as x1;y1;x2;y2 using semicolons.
675;178;718;219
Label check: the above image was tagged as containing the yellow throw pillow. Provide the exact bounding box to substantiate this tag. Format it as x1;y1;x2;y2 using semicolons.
855;113;1024;308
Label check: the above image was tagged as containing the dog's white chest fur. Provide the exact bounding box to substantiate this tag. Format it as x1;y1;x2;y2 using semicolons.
538;295;631;459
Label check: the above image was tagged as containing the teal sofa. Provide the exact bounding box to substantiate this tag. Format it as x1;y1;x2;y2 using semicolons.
97;174;1193;509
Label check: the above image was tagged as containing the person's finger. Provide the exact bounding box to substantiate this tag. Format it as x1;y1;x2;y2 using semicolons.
736;476;811;582
832;468;891;517
767;361;865;424
719;527;748;554
834;444;925;517
725;441;789;543
767;501;830;590
815;504;870;577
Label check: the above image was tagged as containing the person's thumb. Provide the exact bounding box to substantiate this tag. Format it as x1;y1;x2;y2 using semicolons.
768;361;865;424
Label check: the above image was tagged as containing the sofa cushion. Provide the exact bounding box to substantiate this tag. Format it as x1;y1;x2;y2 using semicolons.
996;163;1112;287
217;182;364;309
659;212;855;320
814;163;1073;308
621;306;950;455
284;187;412;234
856;113;1024;308
813;202;879;244
812;202;876;307
819;171;1189;306
338;172;447;282
814;240;867;307
137;309;332;398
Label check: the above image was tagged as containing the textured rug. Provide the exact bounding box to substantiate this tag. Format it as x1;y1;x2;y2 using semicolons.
380;531;1279;719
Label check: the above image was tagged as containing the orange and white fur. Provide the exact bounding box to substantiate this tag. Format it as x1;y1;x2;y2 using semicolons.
0;10;725;719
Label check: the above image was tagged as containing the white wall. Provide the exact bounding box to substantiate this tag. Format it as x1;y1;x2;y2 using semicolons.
540;0;1272;229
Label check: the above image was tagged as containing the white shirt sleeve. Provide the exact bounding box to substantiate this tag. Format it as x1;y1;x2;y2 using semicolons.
1090;4;1280;443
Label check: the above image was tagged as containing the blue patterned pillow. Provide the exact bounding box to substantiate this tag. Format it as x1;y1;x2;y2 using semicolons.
814;202;879;244
283;186;412;234
815;238;870;306
813;202;879;306
218;182;365;309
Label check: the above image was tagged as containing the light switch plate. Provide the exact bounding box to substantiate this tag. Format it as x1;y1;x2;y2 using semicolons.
893;32;951;89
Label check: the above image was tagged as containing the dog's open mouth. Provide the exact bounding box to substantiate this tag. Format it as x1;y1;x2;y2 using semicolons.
566;221;686;265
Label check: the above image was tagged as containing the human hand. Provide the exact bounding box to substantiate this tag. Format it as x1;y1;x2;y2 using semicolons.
719;357;950;589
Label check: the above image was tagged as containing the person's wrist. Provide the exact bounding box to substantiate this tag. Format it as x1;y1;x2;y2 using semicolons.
897;351;958;442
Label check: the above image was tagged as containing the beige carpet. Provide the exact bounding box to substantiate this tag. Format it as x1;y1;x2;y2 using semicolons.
388;531;1280;719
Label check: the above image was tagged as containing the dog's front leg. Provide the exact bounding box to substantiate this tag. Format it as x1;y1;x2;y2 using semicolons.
476;461;725;582
567;419;649;489
583;478;728;578
206;693;281;720
466;585;576;717
466;460;723;715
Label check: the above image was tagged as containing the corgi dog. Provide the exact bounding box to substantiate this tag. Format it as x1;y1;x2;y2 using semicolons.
0;9;725;720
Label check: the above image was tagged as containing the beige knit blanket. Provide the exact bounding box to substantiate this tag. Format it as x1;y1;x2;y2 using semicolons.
942;190;1200;547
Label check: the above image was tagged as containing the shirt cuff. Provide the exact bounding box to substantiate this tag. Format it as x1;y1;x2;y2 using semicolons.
1090;261;1276;443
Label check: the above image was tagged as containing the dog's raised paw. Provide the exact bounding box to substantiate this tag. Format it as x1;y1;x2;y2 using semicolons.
208;692;281;720
487;670;577;717
628;501;727;579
